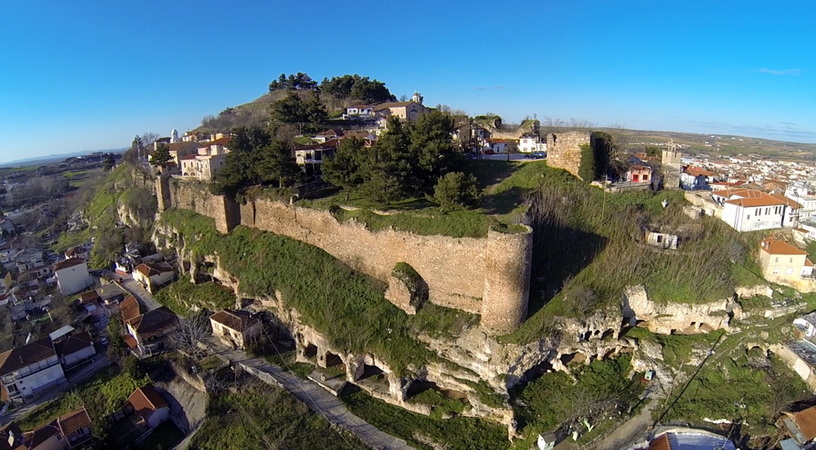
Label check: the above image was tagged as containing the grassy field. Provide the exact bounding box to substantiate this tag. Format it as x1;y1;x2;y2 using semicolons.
512;355;643;445
189;376;366;450
153;278;236;316
55;163;156;268
340;386;509;449
17;365;149;431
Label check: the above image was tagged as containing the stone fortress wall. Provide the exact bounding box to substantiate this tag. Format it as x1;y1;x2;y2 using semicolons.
157;177;533;334
545;131;590;178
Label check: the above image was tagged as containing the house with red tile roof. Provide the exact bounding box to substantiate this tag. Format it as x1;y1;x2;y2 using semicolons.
210;309;261;349
758;239;815;292
132;262;175;294
128;385;169;429
712;188;801;232
125;307;178;357
57;406;92;448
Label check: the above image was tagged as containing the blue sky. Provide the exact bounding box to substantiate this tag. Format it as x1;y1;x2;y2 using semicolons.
1;1;814;164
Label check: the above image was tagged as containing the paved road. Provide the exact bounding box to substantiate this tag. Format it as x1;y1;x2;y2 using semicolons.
119;277;163;311
205;337;413;450
0;355;111;427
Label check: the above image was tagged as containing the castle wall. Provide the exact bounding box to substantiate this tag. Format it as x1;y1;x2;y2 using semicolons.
165;178;239;233
161;180;532;333
243;199;487;313
545;131;589;178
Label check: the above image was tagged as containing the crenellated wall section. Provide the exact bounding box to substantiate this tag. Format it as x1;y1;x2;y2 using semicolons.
157;178;533;334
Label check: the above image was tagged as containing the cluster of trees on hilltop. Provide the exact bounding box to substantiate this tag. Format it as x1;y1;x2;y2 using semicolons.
269;73;396;104
211;126;302;196
319;74;396;104
323;111;480;207
268;72;318;91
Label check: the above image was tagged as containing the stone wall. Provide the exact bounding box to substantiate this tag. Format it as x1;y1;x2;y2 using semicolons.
772;344;816;392
545;131;589;178
160;177;240;233
161;180;533;334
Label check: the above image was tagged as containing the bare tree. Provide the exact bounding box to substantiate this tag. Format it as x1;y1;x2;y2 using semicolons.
170;311;212;358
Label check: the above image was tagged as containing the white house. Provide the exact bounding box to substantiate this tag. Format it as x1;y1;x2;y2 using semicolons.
712;188;801;232
794;311;816;338
54;331;96;368
343;105;375;120
518;135;547;154
133;262;175;294
129;385;170;429
0;337;67;403
53;258;93;296
180;137;230;181
786;183;816;220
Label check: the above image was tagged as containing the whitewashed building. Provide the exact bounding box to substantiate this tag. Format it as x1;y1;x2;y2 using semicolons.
712;188;801;232
0;337;67;402
53;258;93;296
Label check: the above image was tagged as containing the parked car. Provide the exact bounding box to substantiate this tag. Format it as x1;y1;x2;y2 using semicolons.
484;149;495;155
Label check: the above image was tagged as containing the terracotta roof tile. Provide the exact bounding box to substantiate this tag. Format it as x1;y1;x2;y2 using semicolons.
791;406;816;442
58;406;91;436
210;310;259;333
129;385;168;423
120;295;141;323
760;239;807;256
54;331;93;358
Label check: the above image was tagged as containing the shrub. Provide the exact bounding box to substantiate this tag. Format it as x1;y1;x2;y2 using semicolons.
432;172;482;210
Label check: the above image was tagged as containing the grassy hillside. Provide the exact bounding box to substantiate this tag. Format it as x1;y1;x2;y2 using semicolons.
55;163;156;268
504;166;765;343
158;209;439;374
190;376;366;450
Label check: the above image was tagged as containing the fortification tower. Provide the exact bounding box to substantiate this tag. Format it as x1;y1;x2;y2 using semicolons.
545;131;590;179
661;141;683;189
481;226;533;334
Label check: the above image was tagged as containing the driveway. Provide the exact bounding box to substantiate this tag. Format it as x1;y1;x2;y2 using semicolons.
205;337;413;450
119;277;163;311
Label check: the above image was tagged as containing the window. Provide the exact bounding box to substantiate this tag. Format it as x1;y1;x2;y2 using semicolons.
775;257;779;262
773;268;780;274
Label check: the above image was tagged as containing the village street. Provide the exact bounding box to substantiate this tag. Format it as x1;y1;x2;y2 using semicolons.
119;276;163;311
204;336;413;450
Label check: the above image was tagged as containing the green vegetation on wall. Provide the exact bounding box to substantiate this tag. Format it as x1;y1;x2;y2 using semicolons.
154;278;236;316
159;209;435;374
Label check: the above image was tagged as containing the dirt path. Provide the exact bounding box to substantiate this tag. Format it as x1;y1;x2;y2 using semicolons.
595;398;659;450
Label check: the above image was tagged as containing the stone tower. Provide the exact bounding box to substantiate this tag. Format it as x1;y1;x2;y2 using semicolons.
170;129;180;144
661;141;683;189
480;226;533;334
